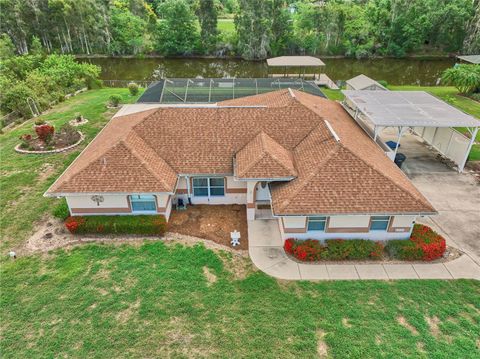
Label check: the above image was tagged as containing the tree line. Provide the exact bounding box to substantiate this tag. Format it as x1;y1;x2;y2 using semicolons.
1;0;478;60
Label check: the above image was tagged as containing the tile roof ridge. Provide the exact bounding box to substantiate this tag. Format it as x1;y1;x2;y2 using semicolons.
122;134;177;192
340;146;436;212
260;133;298;176
276;143;341;212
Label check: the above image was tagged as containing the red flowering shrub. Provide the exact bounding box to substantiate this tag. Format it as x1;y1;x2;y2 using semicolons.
284;238;295;254
65;216;84;233
411;224;446;261
386;224;446;261
35;124;55;142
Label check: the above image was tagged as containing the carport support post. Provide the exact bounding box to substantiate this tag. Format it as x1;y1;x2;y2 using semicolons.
393;126;407;158
459;127;478;172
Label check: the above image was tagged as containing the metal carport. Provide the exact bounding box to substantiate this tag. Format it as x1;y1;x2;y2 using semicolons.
342;90;480;172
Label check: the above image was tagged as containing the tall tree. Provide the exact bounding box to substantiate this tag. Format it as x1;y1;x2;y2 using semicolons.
463;0;480;54
110;4;149;55
155;0;199;56
269;0;293;56
235;0;271;60
196;0;219;54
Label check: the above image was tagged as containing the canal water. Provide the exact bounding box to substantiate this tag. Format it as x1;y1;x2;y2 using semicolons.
79;57;455;86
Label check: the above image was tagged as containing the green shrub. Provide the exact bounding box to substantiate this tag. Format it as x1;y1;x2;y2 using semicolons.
108;94;122;107
53;199;70;220
128;82;139;96
65;215;167;236
324;239;384;260
385;240;423;260
378;80;388;88
34;118;46;126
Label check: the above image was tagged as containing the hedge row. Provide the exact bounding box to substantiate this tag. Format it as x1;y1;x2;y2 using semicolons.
65;215;166;236
284;224;446;262
284;238;384;261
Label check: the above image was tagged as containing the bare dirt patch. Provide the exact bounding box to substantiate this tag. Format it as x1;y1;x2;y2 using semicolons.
397;316;418;335
342;318;352;328
116;299;140;324
203;266;217;285
37;163;56;181
168;205;248;250
316;329;328;358
425;316;441;338
416;341;426;353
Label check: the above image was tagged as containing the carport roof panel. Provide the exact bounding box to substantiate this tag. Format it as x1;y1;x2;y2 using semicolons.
266;56;325;67
342;90;480;127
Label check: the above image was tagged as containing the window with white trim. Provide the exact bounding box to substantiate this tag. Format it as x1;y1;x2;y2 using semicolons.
369;216;390;231
130;195;157;212
307;216;327;231
192;177;225;197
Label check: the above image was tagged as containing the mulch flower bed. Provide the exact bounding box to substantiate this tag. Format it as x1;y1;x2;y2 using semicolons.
17;123;82;152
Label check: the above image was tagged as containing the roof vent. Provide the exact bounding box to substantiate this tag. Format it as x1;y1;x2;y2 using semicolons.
324;120;340;142
288;88;296;98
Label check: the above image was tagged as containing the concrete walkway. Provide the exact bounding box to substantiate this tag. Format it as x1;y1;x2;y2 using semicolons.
248;220;480;281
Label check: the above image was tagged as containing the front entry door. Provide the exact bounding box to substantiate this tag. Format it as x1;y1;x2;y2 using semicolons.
255;182;270;201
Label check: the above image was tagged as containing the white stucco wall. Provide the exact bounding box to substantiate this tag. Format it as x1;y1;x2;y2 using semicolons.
328;215;370;228
391;215;416;228
66;193;171;217
67;194;130;209
282;216;307;229
278;215;416;241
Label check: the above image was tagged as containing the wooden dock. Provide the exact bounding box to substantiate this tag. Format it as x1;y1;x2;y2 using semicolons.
315;74;339;89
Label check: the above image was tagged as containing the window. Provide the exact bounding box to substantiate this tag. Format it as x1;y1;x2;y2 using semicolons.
130;195;157;212
370;216;390;231
193;177;225;197
307;216;327;231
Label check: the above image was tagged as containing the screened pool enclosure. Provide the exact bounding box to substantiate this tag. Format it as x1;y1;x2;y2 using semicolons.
137;77;325;104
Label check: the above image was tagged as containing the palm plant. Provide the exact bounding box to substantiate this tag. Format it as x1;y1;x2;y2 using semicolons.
441;64;480;94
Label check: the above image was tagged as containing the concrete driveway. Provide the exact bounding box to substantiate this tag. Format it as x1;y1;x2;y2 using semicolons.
382;130;480;264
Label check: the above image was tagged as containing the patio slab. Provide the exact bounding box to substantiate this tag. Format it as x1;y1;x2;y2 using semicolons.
247;219;283;247
298;264;329;280
326;265;359;280
355;264;388;280
413;263;453;279
383;264;418;279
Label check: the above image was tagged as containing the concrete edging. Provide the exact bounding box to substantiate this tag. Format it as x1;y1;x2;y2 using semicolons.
15;132;84;155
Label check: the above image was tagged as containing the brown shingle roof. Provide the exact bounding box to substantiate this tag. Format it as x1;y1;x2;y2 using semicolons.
235;132;297;179
46;89;435;215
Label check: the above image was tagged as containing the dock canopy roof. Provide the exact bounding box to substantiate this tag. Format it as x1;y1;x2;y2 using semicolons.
266;56;325;67
342;90;480;128
456;55;480;64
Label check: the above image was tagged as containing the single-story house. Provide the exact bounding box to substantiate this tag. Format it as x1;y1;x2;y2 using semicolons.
45;89;436;241
346;74;387;91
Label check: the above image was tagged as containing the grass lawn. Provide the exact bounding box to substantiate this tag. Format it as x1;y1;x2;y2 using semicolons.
323;86;480;161
1;242;479;358
0;88;143;251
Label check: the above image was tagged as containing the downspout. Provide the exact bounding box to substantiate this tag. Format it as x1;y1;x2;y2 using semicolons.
185;176;192;205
